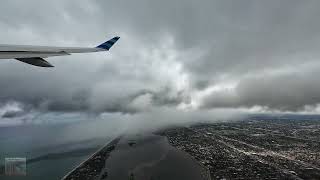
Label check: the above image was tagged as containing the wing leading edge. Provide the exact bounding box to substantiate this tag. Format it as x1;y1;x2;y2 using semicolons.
0;36;120;67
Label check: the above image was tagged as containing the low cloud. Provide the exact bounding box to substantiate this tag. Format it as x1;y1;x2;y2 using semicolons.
202;68;320;112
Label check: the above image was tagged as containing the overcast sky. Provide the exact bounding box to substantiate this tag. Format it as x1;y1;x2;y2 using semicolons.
1;0;320;126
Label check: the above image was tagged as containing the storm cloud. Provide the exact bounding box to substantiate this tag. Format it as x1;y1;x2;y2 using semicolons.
0;0;320;118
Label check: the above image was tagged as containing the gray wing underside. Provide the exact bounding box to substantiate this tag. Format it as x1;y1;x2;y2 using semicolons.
16;57;55;67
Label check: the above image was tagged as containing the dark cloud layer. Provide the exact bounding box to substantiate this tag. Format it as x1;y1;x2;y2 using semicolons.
0;0;320;116
202;66;320;111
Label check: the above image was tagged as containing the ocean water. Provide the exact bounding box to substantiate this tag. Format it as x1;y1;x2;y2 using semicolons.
0;119;119;180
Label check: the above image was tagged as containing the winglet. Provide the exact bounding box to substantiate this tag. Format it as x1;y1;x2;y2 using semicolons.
96;36;120;50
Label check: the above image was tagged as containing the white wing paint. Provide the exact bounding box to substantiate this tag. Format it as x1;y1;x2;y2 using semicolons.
0;36;120;67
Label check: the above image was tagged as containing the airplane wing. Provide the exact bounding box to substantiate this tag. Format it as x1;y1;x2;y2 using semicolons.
0;36;120;67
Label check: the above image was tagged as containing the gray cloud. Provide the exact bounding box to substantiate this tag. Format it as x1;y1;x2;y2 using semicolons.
0;0;320;116
2;110;25;118
202;67;320;111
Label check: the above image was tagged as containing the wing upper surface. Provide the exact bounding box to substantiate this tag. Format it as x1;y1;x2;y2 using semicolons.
0;36;120;67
